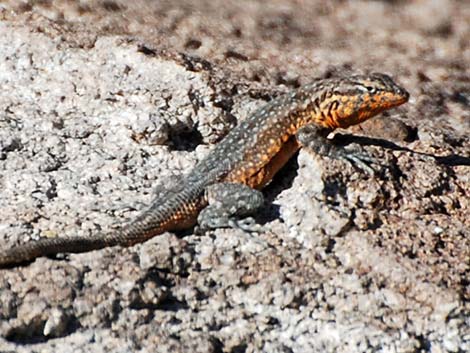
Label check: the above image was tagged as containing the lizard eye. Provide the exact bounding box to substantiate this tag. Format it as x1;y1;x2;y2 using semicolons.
365;86;376;93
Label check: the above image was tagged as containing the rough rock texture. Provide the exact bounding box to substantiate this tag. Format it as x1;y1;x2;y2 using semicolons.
0;1;469;352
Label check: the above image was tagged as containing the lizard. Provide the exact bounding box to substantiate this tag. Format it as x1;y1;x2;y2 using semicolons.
0;72;409;268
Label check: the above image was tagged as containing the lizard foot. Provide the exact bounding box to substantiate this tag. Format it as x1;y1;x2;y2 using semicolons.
197;182;264;233
228;217;263;232
296;124;378;175
197;214;262;233
334;144;377;175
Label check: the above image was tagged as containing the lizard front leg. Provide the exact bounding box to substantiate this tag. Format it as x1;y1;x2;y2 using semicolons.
197;182;264;232
296;124;376;174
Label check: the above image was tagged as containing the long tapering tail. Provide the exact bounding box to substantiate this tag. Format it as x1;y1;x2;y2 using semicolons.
0;180;208;268
0;213;177;268
0;210;188;268
0;235;119;268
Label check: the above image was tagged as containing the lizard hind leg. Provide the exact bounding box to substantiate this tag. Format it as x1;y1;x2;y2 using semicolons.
197;182;264;232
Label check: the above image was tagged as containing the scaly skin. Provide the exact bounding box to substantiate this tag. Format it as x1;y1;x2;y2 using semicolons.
0;73;409;267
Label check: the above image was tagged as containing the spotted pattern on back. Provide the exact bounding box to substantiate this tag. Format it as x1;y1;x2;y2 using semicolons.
196;73;409;188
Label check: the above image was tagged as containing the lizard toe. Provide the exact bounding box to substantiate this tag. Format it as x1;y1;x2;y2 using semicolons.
228;217;263;233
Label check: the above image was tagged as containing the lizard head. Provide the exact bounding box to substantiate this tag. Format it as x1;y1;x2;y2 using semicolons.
325;73;409;129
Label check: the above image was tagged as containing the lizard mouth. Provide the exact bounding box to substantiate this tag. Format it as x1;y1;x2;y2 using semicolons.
392;86;410;105
377;90;410;109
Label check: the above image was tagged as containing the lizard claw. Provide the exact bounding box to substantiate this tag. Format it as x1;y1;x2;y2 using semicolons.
228;217;263;233
335;144;378;175
338;152;376;175
197;214;262;233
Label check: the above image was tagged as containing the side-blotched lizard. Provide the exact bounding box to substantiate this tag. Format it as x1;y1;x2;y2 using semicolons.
0;73;409;267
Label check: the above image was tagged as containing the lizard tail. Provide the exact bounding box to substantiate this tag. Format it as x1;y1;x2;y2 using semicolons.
0;169;216;268
0;216;177;268
0;183;206;268
0;234;121;268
